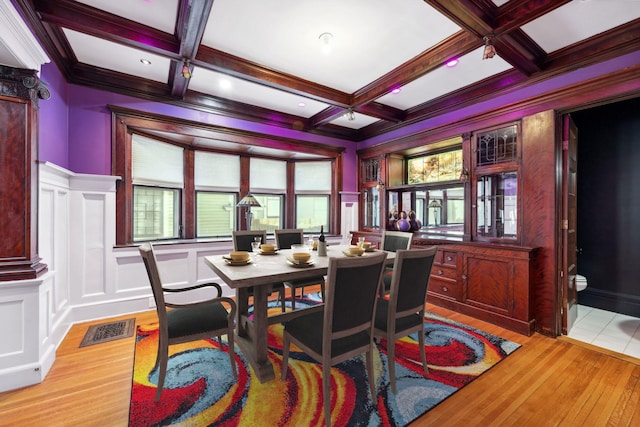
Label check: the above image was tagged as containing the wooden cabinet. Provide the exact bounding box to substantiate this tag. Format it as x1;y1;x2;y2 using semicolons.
422;242;537;335
429;249;461;300
0;66;49;281
351;231;537;335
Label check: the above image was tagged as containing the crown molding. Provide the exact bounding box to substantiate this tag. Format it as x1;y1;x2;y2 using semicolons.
0;0;49;72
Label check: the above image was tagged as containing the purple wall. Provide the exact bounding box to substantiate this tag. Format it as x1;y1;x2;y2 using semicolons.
39;62;69;169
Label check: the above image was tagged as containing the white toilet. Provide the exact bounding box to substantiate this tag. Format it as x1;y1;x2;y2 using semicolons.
576;274;588;292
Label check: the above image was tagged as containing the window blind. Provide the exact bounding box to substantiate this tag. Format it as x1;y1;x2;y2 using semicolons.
195;151;240;190
250;158;286;191
295;161;331;191
132;134;183;187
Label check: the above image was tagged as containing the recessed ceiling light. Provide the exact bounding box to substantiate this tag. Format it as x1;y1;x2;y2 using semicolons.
391;88;401;94
298;102;306;108
140;59;151;65
219;79;231;90
446;59;459;67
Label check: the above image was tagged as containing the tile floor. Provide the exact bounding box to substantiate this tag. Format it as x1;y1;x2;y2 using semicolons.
568;305;640;359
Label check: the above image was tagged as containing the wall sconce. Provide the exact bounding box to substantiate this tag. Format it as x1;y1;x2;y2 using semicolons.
482;35;496;60
459;167;470;182
376;180;385;190
237;194;261;230
181;59;192;79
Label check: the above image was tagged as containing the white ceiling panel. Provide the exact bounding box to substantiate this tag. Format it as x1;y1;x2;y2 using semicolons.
202;0;461;93
63;28;171;83
74;0;179;34
522;0;640;53
189;67;331;117
376;47;513;110
329;112;381;129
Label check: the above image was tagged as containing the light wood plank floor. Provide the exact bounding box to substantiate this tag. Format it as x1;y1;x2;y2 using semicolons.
1;303;639;426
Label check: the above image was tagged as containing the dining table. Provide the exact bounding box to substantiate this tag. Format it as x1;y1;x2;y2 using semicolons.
204;244;395;383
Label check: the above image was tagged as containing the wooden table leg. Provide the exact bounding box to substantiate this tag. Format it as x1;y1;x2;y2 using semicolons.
236;287;249;337
234;285;275;383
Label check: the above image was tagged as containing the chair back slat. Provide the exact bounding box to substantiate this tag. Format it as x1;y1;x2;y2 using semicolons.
324;252;387;334
392;247;437;314
138;243;167;319
381;231;412;252
275;229;304;249
232;230;267;251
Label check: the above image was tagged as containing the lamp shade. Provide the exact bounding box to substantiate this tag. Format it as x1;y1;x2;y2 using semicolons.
237;194;261;208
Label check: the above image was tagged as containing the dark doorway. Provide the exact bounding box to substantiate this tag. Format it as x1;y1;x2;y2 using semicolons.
571;97;640;317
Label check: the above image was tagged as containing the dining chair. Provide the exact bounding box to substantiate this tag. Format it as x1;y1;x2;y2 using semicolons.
232;230;286;312
281;252;388;427
138;243;237;401
374;247;437;393
275;228;326;309
380;230;413;295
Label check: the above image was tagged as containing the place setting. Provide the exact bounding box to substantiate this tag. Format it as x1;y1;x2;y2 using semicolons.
286;244;315;268
257;243;279;255
222;251;253;266
342;238;375;257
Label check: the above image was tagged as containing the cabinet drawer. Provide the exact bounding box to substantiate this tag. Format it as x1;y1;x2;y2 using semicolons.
428;277;461;300
442;251;457;266
431;265;457;280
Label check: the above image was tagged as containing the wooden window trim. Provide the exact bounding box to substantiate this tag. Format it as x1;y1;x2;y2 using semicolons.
110;106;344;245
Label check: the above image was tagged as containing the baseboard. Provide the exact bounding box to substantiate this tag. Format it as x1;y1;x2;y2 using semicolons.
578;288;640;317
0;342;55;393
69;296;153;324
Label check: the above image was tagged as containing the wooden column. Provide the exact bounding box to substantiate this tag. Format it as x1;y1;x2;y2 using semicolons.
0;66;49;281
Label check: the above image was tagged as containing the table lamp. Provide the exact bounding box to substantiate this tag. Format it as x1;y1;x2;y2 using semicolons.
237;194;261;230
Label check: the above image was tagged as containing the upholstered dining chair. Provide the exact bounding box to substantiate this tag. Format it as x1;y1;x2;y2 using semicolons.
232;230;286;312
374;247;437;393
138;243;238;401
380;230;413;295
281;252;388;427
275;228;326;309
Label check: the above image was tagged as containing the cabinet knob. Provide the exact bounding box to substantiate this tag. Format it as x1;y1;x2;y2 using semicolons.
462;274;468;280
446;256;453;261
443;286;449;292
438;269;443;275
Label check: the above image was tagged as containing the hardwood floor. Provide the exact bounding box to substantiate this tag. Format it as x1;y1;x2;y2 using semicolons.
1;303;639;426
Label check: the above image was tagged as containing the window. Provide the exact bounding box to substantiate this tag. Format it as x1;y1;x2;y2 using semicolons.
132;135;183;241
112;107;344;245
196;192;236;237
250;194;283;233
250;159;286;231
195;152;240;237
295;162;331;232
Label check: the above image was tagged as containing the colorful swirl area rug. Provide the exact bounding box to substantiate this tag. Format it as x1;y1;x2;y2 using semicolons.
129;296;520;427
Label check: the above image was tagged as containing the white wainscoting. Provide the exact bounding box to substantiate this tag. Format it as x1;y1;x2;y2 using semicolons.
1;162;348;391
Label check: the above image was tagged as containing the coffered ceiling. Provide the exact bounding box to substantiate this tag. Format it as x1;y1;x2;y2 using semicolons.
7;0;640;141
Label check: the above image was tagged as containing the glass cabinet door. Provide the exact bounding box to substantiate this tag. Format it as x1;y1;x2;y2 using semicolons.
476;172;518;239
362;185;380;229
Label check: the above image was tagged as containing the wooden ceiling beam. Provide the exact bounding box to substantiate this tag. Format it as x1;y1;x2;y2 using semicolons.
33;0;179;57
194;46;352;107
351;31;480;107
171;0;214;98
309;107;346;127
